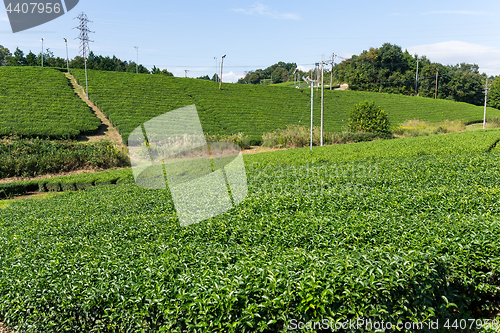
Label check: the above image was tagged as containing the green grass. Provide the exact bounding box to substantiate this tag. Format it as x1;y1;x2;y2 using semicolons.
0;192;60;209
71;69;500;145
0;67;101;139
1;131;500;332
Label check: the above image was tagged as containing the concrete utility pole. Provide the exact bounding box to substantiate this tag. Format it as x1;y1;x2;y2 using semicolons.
434;69;439;99
484;77;491;129
219;54;226;90
415;57;420;96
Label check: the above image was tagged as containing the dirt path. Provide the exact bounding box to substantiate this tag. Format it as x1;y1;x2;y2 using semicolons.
0;322;12;333
65;73;125;150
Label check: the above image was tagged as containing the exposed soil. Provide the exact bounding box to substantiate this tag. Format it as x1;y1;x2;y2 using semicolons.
241;145;288;155
65;73;125;150
0;322;12;333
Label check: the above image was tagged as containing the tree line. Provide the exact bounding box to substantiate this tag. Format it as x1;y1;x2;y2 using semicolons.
0;45;173;76
335;43;497;106
237;43;500;109
237;61;300;84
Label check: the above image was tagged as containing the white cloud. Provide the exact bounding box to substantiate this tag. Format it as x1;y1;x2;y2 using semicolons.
0;16;8;22
222;71;244;83
297;65;312;72
407;41;500;76
232;3;301;20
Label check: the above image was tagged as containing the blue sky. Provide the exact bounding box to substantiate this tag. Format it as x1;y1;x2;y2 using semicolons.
1;0;500;81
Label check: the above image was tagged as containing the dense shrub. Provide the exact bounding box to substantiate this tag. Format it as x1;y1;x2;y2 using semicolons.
348;100;391;133
262;124;392;148
0;137;129;178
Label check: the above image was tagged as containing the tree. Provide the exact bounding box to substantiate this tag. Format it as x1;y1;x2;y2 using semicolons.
7;47;26;66
489;76;500;110
444;63;484;105
197;75;210;80
151;66;173;76
0;45;11;66
26;51;37;66
237;62;296;84
348;101;390;133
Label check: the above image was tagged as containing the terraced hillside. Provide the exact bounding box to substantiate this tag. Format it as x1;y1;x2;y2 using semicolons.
72;69;500;144
0;67;101;139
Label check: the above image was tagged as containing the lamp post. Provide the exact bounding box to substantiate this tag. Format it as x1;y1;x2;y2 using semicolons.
219;54;226;90
134;46;138;73
214;57;217;82
40;38;44;67
63;38;69;73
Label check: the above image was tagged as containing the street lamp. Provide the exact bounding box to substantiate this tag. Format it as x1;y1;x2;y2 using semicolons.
214;57;217;82
40;38;44;67
219;54;226;90
63;38;69;73
134;46;138;74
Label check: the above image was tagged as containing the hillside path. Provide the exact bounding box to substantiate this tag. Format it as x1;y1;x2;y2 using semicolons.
65;73;126;150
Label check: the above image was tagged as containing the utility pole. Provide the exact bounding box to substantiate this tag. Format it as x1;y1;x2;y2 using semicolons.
184;69;189;78
63;38;70;73
40;38;44;67
74;12;94;99
320;56;325;146
434;69;439;99
415;57;420;96
330;53;335;90
315;63;319;97
219;54;226;90
484;77;491;129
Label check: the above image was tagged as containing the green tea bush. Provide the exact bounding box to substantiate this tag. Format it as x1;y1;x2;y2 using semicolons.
0;67;101;139
0;138;130;178
71;69;500;146
348;100;391;133
0;168;133;198
1;131;500;332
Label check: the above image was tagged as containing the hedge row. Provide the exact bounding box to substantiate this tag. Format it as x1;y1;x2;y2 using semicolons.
0;168;133;199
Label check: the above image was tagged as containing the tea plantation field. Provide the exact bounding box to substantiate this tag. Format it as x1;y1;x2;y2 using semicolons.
71;69;500;144
1;130;500;332
0;67;101;139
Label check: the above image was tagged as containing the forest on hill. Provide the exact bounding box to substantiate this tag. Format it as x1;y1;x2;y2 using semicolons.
237;43;500;108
